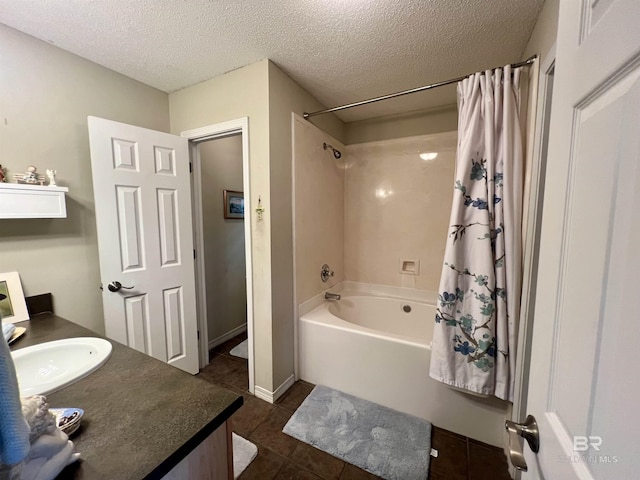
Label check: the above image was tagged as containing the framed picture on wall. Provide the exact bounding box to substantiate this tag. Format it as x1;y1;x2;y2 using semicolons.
0;271;29;324
223;190;244;219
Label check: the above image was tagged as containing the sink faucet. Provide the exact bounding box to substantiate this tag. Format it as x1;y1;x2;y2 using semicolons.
324;292;341;301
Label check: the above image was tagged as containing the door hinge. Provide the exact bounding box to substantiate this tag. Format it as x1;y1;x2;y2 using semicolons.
189;162;192;173
197;330;200;340
193;249;196;259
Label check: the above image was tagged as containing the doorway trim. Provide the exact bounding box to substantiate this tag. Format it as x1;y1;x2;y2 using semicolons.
509;45;555;477
181;117;255;395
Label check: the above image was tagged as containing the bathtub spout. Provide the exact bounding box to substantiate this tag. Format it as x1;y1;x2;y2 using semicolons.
324;292;341;301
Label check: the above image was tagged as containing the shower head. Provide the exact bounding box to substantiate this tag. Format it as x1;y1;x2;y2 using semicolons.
323;142;342;159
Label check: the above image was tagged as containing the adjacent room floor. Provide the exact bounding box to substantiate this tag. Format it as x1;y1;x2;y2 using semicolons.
198;333;512;480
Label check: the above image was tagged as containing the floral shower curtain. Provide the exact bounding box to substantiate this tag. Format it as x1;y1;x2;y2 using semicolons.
429;65;523;401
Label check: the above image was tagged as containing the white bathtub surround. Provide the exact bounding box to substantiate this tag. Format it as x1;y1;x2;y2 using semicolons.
283;385;432;480
339;281;437;303
298;283;507;446
297;280;435;321
430;66;524;402
344;132;456;292
292;116;345;306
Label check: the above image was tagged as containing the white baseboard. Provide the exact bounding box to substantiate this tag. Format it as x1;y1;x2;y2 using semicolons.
208;324;247;351
254;374;295;404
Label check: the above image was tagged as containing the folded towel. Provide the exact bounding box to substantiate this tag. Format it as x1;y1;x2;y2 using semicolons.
0;334;30;466
21;397;56;442
4;410;80;480
21;440;79;480
25;428;68;462
0;461;22;480
2;324;15;343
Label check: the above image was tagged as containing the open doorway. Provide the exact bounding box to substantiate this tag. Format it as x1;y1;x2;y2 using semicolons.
182;119;254;395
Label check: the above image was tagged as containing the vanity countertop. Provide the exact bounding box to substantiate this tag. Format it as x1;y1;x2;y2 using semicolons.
10;313;243;479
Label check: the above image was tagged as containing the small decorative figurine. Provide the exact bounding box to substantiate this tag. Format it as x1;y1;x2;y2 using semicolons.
0;165;5;183
22;165;39;184
46;169;57;186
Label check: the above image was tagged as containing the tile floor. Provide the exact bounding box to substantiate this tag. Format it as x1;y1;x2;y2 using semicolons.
197;333;512;480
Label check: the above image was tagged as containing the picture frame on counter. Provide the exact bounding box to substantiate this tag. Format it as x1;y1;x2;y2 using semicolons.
0;271;30;324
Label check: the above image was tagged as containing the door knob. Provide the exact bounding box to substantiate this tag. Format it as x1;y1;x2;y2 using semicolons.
107;281;134;292
505;414;539;472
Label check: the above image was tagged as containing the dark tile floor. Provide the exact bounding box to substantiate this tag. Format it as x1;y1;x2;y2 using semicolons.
198;333;512;480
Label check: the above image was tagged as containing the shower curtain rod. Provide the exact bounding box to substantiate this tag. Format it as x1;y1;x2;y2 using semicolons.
303;55;538;119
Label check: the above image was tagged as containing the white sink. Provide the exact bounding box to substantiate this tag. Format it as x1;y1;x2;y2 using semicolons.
11;337;113;397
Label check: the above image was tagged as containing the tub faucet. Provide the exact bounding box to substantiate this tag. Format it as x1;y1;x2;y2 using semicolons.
325;292;341;301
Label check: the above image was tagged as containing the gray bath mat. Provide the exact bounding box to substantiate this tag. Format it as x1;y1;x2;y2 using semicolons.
283;385;432;480
229;339;248;359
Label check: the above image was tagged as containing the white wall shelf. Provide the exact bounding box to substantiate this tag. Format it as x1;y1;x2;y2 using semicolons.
0;183;69;219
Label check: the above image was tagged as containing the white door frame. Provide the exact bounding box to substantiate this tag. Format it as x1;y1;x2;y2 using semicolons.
510;47;556;476
181;118;255;395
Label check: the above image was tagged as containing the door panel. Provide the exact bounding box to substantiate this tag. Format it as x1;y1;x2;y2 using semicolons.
163;286;185;361
116;185;145;271
551;80;632;437
124;294;149;353
523;0;640;478
88;116;199;374
157;188;180;266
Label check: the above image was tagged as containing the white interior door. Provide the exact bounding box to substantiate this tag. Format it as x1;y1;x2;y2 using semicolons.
520;1;640;479
88;116;199;374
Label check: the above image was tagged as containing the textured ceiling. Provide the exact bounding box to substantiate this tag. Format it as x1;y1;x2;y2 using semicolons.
0;0;543;122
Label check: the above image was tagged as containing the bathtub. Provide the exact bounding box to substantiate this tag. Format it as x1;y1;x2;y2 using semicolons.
297;282;507;446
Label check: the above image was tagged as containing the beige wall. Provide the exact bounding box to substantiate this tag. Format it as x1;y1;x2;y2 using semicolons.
293;115;345;305
169;59;274;389
0;25;169;334
344;132;457;291
345;104;457;145
170;60;341;391
522;0;559;63
267;62;344;388
199;136;246;343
